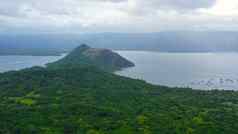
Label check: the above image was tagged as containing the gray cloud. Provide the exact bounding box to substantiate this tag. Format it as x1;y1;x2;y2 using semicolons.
123;0;216;16
151;0;216;10
0;1;24;17
0;0;216;17
0;0;238;33
98;0;216;9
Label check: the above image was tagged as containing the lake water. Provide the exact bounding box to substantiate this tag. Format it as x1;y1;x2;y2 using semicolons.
116;51;238;90
1;52;238;90
0;54;66;73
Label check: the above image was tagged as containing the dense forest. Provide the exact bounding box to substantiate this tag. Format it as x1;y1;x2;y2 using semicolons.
0;46;238;134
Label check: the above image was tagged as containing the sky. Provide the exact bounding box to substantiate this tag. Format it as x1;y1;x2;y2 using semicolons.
0;0;238;33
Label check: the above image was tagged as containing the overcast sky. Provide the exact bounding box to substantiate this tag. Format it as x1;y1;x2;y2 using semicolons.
1;0;238;33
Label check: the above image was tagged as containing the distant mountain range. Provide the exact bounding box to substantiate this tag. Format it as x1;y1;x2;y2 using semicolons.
1;31;238;55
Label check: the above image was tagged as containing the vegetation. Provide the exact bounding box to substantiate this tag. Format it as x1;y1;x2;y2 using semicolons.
47;44;135;71
0;46;238;134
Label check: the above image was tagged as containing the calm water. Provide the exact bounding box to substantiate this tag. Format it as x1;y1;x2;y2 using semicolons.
1;52;238;90
0;54;66;73
116;51;238;90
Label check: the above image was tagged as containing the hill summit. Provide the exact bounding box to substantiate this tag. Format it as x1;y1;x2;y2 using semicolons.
48;44;135;71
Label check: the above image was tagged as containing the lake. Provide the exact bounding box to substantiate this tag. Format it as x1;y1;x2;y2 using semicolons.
0;52;238;90
116;51;238;90
0;54;66;73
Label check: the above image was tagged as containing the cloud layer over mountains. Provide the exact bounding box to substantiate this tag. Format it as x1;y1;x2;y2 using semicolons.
0;0;237;32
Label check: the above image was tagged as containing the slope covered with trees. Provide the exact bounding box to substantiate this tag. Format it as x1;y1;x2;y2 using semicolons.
47;44;134;71
0;46;237;134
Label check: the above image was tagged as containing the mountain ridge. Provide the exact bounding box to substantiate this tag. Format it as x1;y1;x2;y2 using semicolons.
2;31;238;56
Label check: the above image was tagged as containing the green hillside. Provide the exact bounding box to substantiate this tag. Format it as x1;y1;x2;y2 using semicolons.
0;46;238;134
47;44;135;71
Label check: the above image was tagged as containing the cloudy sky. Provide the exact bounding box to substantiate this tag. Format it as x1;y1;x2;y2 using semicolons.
1;0;238;33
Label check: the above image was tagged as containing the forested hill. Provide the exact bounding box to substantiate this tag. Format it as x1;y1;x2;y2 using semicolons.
0;46;238;133
47;44;135;71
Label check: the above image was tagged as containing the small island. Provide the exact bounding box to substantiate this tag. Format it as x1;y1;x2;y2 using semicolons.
47;44;135;71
